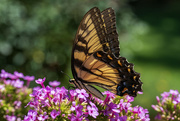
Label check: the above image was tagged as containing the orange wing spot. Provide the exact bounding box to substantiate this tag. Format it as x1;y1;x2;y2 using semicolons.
118;60;122;66
133;90;135;93
96;52;102;57
133;76;136;80
132;85;135;88
107;55;113;60
128;68;131;73
122;87;128;93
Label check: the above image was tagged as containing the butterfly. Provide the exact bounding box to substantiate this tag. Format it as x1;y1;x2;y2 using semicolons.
70;7;143;99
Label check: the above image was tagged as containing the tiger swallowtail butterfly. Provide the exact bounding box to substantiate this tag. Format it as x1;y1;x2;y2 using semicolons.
70;7;143;99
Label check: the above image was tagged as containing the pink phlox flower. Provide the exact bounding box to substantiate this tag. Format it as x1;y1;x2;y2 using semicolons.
138;91;143;94
50;109;60;119
137;106;150;120
104;102;118;116
13;79;24;88
13;101;22;109
50;89;56;95
37;89;48;100
125;95;134;103
24;76;35;81
45;86;52;95
170;89;179;96
118;99;131;112
69;89;77;101
35;77;46;85
124;102;131;113
87;101;99;118
8;73;17;80
5;115;16;121
68;113;83;121
76;89;89;102
76;104;84;117
26;98;39;108
55;86;68;101
49;80;60;87
176;94;180;103
70;101;76;111
14;71;24;78
156;96;160;103
52;97;60;105
0;70;9;79
103;91;115;104
24;109;37;121
151;105;159;111
4;79;11;85
119;116;127;121
38;112;49;121
33;86;41;91
41;99;50;107
161;92;169;99
70;101;83;117
30;88;39;98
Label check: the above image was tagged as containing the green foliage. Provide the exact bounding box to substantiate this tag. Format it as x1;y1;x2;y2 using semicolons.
0;82;32;120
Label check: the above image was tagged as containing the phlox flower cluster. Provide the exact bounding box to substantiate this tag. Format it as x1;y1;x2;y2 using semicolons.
152;89;180;120
24;77;150;121
0;69;34;121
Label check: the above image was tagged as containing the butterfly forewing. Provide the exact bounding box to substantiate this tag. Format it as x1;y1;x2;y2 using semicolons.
101;8;120;58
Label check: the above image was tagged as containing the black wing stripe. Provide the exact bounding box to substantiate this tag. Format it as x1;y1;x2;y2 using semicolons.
101;8;120;57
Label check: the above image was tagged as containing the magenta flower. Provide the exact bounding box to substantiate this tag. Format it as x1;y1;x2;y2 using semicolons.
87;102;99;118
24;76;35;81
0;70;9;79
152;89;180;120
35;77;46;84
38;112;49;121
24;109;37;121
14;71;24;78
50;109;60;119
170;89;179;96
13;79;24;88
35;77;46;88
49;80;60;87
24;76;35;87
76;89;89;102
5;115;16;121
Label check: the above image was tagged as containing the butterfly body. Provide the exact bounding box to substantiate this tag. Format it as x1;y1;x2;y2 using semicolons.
70;7;142;99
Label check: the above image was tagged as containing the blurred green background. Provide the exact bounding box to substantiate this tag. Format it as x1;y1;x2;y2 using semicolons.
0;0;180;120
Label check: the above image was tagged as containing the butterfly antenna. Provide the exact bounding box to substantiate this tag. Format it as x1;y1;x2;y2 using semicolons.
60;71;73;90
60;71;71;80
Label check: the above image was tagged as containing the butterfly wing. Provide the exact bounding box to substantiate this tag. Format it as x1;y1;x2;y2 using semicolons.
71;7;108;99
101;8;120;58
71;7;142;99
